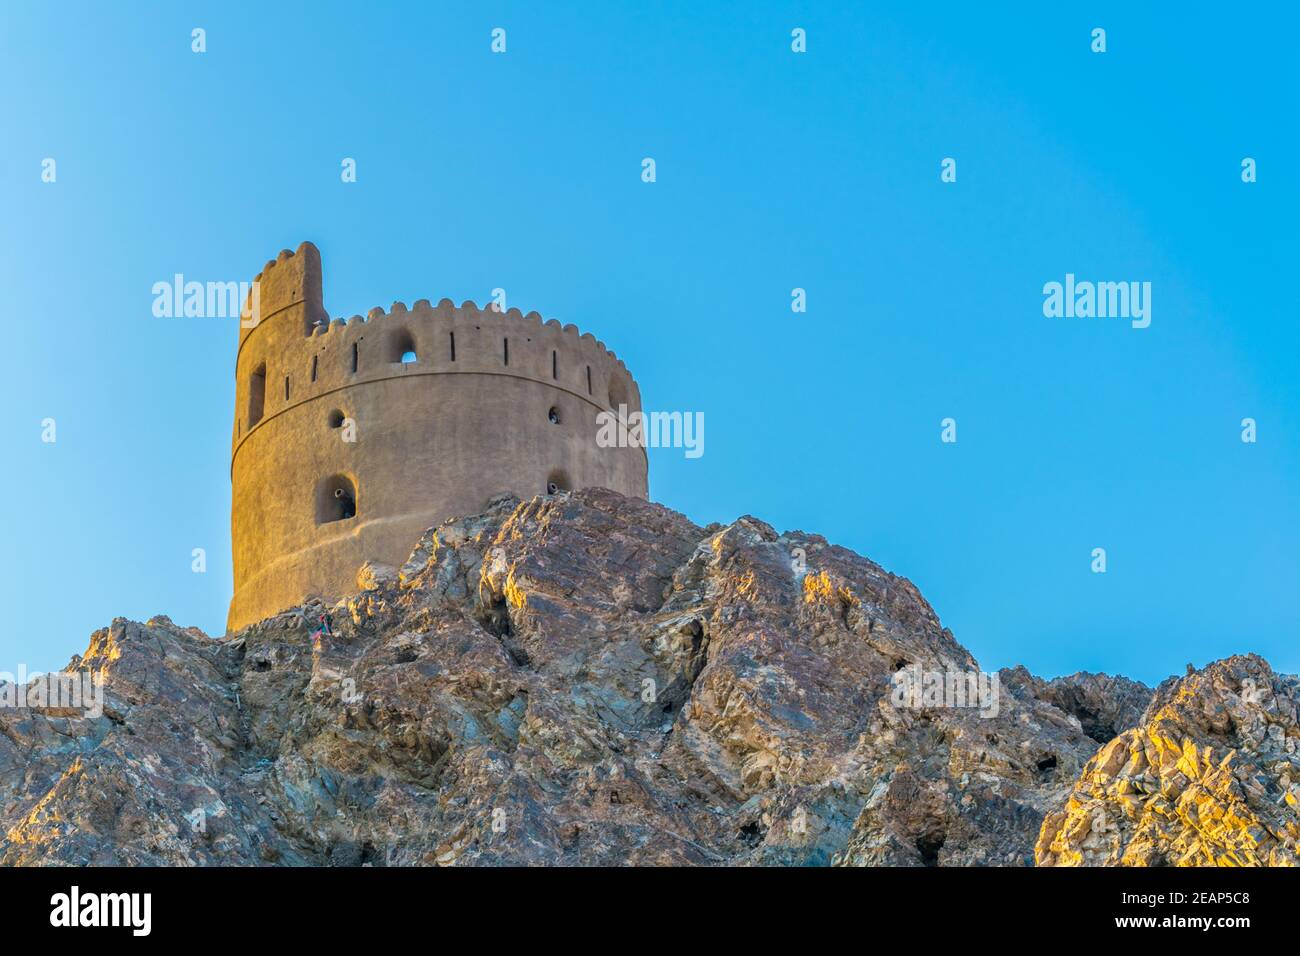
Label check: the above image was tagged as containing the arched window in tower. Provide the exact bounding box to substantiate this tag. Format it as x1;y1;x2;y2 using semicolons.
350;342;359;374
552;350;557;380
315;474;358;524
310;355;318;382
247;363;266;427
388;328;417;364
608;375;628;412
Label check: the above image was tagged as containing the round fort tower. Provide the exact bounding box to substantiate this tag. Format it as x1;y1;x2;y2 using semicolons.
228;241;648;632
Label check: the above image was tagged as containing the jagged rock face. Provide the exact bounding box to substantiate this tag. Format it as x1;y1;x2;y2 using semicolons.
0;488;1270;867
1036;655;1300;867
0;620;291;864
1000;667;1152;745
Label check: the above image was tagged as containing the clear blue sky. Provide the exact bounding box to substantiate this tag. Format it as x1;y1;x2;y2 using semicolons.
2;2;1296;684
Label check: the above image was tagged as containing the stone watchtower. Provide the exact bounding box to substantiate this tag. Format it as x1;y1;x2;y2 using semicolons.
228;242;648;632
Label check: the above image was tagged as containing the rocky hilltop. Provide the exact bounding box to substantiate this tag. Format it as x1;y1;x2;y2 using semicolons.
0;489;1293;865
1037;656;1300;866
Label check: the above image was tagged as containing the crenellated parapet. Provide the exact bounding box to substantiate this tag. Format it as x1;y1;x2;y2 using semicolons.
228;241;648;632
232;245;640;460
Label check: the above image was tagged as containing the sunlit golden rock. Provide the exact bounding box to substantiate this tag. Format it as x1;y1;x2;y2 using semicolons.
1036;655;1300;867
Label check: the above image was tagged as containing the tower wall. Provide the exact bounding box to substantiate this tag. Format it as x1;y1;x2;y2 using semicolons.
228;242;648;632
